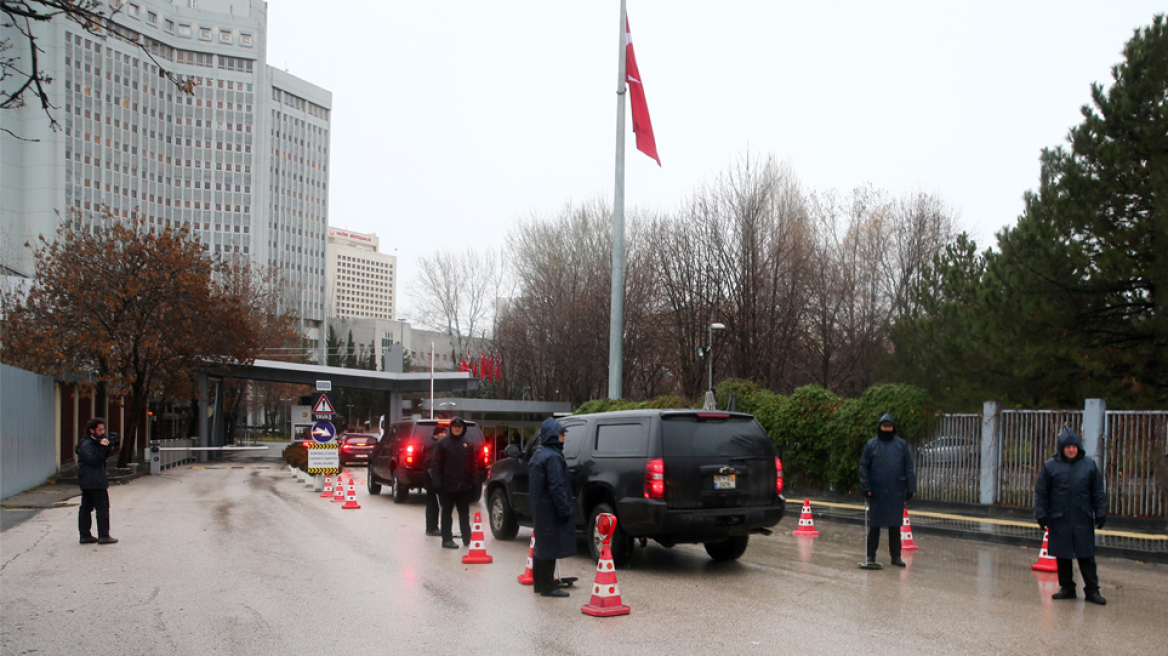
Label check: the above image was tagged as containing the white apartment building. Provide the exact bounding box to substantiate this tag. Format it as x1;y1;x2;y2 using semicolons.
0;0;331;349
325;227;397;321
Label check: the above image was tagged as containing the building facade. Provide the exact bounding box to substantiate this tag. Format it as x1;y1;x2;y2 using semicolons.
0;0;331;348
325;227;397;321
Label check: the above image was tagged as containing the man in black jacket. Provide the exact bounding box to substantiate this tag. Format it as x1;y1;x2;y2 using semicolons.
1035;427;1108;605
429;417;476;549
423;425;444;537
76;418;118;545
859;413;915;569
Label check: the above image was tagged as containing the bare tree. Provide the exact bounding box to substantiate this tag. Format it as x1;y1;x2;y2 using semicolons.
408;247;505;364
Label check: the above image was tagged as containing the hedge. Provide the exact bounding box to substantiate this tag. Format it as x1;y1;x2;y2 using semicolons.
573;381;934;493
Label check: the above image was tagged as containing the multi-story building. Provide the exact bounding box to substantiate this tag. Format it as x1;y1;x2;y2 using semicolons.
0;0;331;350
325;227;397;321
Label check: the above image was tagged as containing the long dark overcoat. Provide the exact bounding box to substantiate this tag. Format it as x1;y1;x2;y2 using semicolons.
1035;428;1107;559
859;415;916;527
528;418;577;560
75;434;110;491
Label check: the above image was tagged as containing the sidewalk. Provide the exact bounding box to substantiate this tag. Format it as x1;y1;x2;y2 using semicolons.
786;492;1168;564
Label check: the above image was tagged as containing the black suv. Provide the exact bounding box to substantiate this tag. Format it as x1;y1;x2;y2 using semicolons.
367;418;490;503
485;410;785;565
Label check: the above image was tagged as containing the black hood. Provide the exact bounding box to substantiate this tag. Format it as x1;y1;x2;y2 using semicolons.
1057;427;1084;462
877;413;896;441
538;417;566;449
449;416;467;440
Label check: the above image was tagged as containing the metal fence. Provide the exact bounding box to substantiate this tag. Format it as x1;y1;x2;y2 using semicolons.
1;364;57;499
996;409;1083;509
913;413;980;504
154;438;198;469
1104;411;1167;518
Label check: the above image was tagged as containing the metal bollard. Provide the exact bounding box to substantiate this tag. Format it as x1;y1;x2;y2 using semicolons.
149;442;161;475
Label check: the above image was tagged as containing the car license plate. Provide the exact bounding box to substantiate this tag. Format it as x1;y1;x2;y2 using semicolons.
713;474;736;490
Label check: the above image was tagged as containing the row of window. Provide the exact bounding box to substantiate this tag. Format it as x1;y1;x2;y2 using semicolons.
123;4;255;47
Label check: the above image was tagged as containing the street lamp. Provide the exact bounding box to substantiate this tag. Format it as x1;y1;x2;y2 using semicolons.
698;323;726;410
279;398;292;439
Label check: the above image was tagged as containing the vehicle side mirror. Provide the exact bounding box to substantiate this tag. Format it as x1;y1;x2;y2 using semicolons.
504;444;522;460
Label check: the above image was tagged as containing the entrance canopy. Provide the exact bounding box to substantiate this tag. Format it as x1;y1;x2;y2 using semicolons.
211;359;480;393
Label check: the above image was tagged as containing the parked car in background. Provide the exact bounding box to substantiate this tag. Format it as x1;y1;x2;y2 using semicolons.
339;433;377;466
366;418;490;503
919;436;978;466
485;410;785;566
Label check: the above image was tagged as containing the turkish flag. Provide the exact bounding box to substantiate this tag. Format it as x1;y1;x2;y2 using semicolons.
626;17;660;166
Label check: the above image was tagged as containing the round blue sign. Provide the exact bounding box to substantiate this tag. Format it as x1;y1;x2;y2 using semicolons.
310;421;336;444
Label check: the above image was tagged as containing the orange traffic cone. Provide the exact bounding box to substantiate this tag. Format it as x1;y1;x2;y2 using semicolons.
320;473;334;498
462;512;493;564
1031;528;1057;572
341;479;361;509
581;513;631;617
332;474;346;503
792;498;820;537
900;508;919;551
517;535;536;585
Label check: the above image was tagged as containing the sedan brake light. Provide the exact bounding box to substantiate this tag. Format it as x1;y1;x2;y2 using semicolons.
644;458;665;500
775;457;784;496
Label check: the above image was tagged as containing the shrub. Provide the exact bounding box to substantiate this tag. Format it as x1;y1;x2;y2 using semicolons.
574;398;637;415
826;384;935;492
770;386;842;490
715;378;761;414
635;395;692;410
282;443;308;472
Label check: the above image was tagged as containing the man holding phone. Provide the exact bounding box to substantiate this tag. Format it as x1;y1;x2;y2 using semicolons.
76;418;118;545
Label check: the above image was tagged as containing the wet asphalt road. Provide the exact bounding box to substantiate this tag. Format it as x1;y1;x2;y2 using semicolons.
2;465;1165;656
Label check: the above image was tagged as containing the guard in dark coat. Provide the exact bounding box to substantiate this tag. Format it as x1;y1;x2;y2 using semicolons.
428;417;477;549
76;418;118;545
528;417;577;597
1035;427;1108;605
859;413;915;568
423;425;444;536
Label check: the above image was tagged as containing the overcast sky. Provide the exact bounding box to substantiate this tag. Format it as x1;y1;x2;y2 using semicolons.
266;2;1162;320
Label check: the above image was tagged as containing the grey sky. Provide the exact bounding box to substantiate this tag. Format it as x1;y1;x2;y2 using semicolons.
266;2;1163;320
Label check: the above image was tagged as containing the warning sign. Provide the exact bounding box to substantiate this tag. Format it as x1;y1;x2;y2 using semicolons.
312;394;336;415
306;443;340;474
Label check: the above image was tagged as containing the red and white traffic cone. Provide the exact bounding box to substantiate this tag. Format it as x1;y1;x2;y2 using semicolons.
792;498;820;537
462;512;493;564
581;513;631;617
332;474;346;503
341;479;361;509
900;508;919;551
1031;528;1058;572
517;535;536;585
320;473;334;498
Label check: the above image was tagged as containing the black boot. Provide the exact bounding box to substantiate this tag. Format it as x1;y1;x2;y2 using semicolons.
890;556;906;568
859;556;883;570
1052;587;1077;600
1085;591;1107;606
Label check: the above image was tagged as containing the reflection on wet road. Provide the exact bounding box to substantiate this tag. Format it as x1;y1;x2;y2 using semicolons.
1;466;1164;656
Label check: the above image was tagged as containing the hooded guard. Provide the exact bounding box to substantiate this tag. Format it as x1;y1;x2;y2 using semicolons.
528;417;577;560
859;413;916;527
1035;427;1107;559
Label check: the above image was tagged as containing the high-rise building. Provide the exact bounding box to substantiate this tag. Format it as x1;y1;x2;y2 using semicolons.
0;0;331;348
325;227;397;321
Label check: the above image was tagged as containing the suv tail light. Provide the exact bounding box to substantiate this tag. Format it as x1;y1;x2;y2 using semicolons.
775;457;784;496
482;444;491;468
404;444;415;465
644;458;665;500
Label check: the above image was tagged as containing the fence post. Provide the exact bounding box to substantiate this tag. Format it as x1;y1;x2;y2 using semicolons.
1082;398;1106;472
980;400;1002;505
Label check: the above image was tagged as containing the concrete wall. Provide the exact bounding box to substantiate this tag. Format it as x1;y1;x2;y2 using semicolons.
1;364;58;499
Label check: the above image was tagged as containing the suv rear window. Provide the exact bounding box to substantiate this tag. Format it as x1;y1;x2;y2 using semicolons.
594;423;648;456
661;415;771;458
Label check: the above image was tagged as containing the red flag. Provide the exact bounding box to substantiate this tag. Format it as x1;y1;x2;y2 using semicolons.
626;17;660;166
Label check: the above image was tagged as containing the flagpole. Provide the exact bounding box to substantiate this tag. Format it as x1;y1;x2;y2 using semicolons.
607;0;628;400
429;342;435;419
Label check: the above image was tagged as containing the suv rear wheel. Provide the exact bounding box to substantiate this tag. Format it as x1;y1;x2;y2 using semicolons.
488;488;519;540
367;473;382;496
588;502;633;567
703;535;749;561
391;474;409;504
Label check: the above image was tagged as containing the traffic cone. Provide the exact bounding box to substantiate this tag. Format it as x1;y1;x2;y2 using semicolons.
1030;528;1058;572
581;513;631;617
792;498;820;537
900;508;919;551
341;479;361;509
517;535;536;585
462;512;493;564
320;473;334;498
332;474;346;503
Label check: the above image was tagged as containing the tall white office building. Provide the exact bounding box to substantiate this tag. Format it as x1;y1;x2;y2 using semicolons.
325;227;397;321
0;0;331;349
